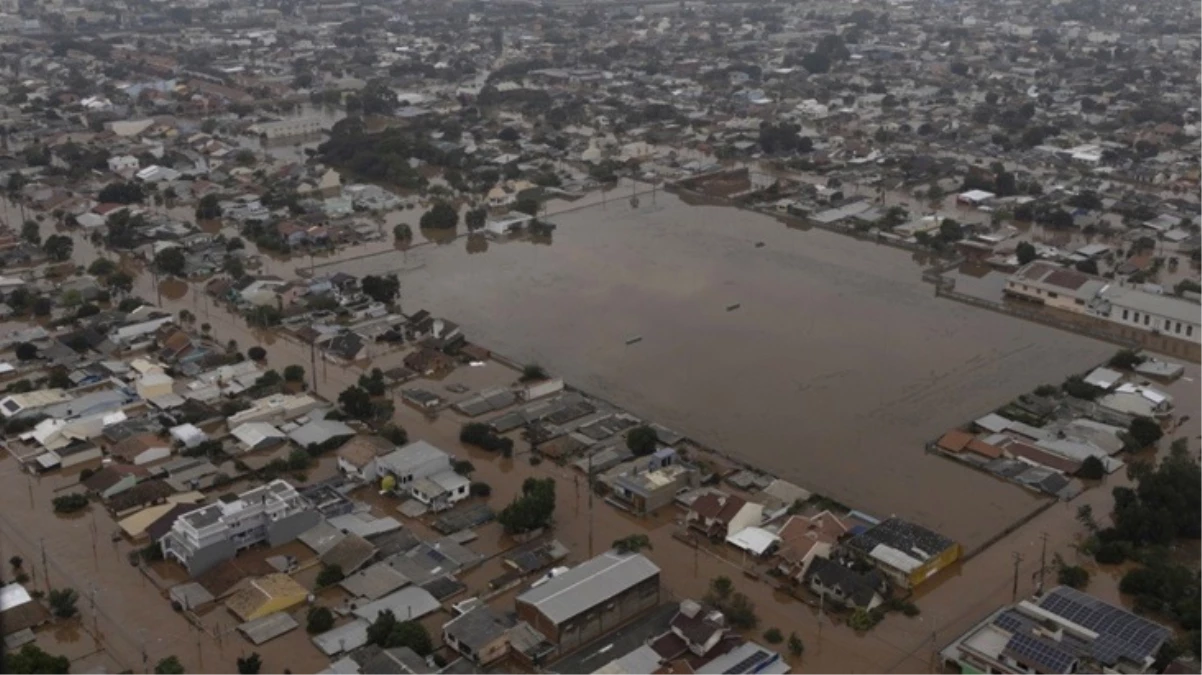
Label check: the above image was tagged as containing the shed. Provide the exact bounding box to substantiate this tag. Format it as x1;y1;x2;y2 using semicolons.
238;612;300;645
352;586;440;623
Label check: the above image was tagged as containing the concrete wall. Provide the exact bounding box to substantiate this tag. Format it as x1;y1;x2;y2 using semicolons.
266;509;321;547
909;543;962;588
541;575;661;658
184;538;237;577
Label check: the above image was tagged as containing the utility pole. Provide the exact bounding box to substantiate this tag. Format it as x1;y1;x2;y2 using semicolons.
1011;552;1024;602
1037;532;1049;596
587;450;594;559
309;339;318;392
40;538;49;591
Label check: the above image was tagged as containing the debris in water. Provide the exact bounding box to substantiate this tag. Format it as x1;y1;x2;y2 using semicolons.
755;242;765;248
726;304;741;312
625;336;642;345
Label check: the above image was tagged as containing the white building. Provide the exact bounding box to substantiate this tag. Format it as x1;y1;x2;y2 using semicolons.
251;117;324;140
161;480;319;576
377;440;467;510
107;155;139;173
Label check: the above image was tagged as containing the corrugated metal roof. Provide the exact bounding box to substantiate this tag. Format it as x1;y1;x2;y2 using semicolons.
516;552;659;624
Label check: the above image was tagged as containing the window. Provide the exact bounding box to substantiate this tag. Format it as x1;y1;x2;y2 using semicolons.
1188;326;1194;337
1122;309;1129;321
1144;314;1150;326
1176;322;1182;334
1048;292;1058;299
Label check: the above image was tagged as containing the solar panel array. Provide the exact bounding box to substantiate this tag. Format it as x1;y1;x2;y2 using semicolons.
1040;587;1170;663
1004;633;1077;674
723;649;775;674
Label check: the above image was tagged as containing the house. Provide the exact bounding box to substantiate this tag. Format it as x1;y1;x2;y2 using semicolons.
227;394;321;427
940;586;1171;675
0;583;50;638
843;517;960;589
443;606;514;665
1003;262;1105;313
225;573;309;622
659;600;732;659
231;422;288;452
0;389;73;419
82;465;147;500
515;551;660;656
107;155;139;173
685;493;763;539
608;463;696;515
377;441;454;493
288;419;355;449
804;557;887;611
409;470;470;512
357;646;432;674
336;435;394;482
775;511;849;581
325;332;366;363
135;370;174;400
110;432;173;465
160;480;320;576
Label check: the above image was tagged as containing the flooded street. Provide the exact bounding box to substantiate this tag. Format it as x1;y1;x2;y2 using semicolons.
318;190;1114;550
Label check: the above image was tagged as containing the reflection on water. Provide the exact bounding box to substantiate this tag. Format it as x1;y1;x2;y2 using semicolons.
420;226;458;246
466;234;488;255
158;278;189;301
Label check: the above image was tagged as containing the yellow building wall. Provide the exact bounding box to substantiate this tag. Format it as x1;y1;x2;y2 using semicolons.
908;543;963;588
249;587;307;620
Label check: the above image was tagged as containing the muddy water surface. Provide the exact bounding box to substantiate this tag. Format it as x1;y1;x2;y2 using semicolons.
317;190;1116;550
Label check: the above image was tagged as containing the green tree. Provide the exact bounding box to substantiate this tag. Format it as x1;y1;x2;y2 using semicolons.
498;478;556;534
236;653;262;675
155;247;187;277
108;271;134;295
938;218;962;242
514;197;539;216
338;386;375;421
612;534;652;554
361;274;400;304
1078;456;1105;480
224;256;245;280
366;610;434;655
48;588;78;618
520;363;548;382
247;346;267;362
196;194;222;220
1058;565;1089;589
155;656;186;674
15;342;38;361
42;234;74;262
1016;241;1037;265
626;425;659;456
306;606;334;634
88;258;117;278
6;644;70;674
283;365;306;383
465;207;487;231
419;201;458;229
21;220;40;245
359;368;387;396
787;632;804;657
1127;417;1164;449
393;223;412;242
316;564;345;588
763;628;783;644
1109;349;1145;370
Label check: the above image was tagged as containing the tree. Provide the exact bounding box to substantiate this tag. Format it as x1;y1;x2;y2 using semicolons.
452;459;475;476
1109;349;1145;370
361;275;400;304
787;632;804;658
6;644;70;674
419;202;458;230
42;234;74;262
236;653;262;675
938;218;962;242
465;207;487;231
32;297;52;316
98;181;144;204
366;610;434;655
52;494;88;513
703;576;757;628
306;606;334;634
48;588;78;618
514;197;539;216
1058;565;1090;589
255;370;282;389
626;425;659;456
470;481;492;497
498;477;556;534
155;656;186;674
15;342;38;361
359;369;387;396
380;424;408;445
1078;456;1106;480
21;220;39;245
520;363;548;382
224;256;245;280
247;346;267;362
108;271;134;295
1127;417;1163;449
10;555;23;570
393;223;412;242
155;247;186;277
283;365;305;383
338;386;375;421
196;194;222;220
763;628;784;644
316;564;344;588
612;534;652;554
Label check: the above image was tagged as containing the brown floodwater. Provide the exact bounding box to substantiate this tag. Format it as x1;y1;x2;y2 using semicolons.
313;190;1115;550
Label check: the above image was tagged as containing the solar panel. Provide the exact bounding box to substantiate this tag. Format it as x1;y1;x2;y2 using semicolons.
1005;633;1077;674
1040;587;1170;663
723;650;773;674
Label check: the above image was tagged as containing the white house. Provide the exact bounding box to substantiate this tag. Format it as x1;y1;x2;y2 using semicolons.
410;470;470;512
108;155;139;173
377;440;454;493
